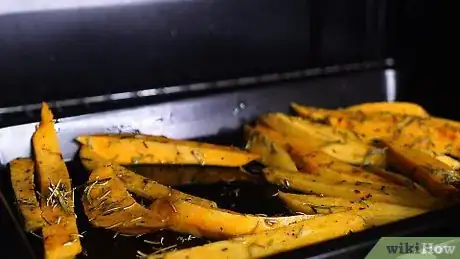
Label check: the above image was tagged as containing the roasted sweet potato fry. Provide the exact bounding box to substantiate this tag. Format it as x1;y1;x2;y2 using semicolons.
246;126;393;186
346;102;429;117
244;126;297;171
76;135;258;167
112;164;218;208
9;158;44;232
435;155;460;170
149;198;313;239
79;145;218;208
291;102;460;159
290;149;393;186
258;113;386;166
32;102;81;259
278;192;426;227
148;212;365;259
260;113;360;143
129;165;259;186
362;166;428;192
79;144;106;171
85;163;312;238
82;144;258;186
381;141;460;197
263;167;441;209
83;166;167;233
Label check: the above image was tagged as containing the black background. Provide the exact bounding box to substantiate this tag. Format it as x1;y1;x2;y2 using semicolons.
1;0;387;107
0;0;453;116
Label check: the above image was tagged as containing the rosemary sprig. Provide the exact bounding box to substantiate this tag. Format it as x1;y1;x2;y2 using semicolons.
136;250;149;258
46;179;73;215
150;244;178;255
303;202;348;214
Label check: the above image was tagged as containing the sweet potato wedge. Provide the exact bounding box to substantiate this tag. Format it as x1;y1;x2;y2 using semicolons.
112;164;218;208
85;163;311;239
435;155;460;170
362;166;428;192
129;165;259;186
291;103;460;159
148;212;366;259
79;144;106;171
263;167;441;209
81;140;259;186
149;198;313;239
381;141;460;197
32;102;81;259
346;102;429;117
244;126;297;171
278;192;426;226
83;166;167;233
258;113;386;166
290;149;393;186
259;113;360;143
76;135;259;167
9;158;44;232
246;126;394;186
79;145;218;208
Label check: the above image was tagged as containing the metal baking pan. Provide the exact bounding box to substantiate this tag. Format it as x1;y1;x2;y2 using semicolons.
1;68;459;259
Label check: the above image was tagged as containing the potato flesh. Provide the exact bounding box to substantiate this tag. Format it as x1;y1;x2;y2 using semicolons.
9;158;44;232
85;166;312;238
80;146;218;208
346;102;429;117
363;166;428;192
149;198;313;239
259;113;385;166
290;149;393;186
83;166;167;233
130;165;259;186
278;192;426;226
244;126;297;171
32;102;81;259
383;141;460;197
291;103;460;159
263;167;441;209
148;212;365;259
77;135;258;167
247;125;394;186
115;164;219;209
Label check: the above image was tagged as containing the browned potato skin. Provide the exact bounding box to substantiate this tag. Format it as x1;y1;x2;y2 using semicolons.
148;212;366;259
32;103;81;259
9;158;44;232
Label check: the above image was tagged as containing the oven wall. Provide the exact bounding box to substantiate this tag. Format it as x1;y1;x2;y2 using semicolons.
1;0;387;107
389;1;456;118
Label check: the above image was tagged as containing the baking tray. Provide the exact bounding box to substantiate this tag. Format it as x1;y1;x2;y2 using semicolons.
1;69;459;259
